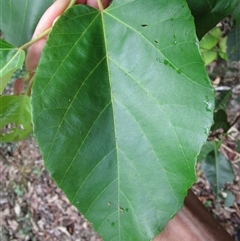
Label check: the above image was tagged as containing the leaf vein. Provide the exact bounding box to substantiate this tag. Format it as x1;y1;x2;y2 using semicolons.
84;178;118;216
58;101;112;185
71;148;117;203
105;12;207;89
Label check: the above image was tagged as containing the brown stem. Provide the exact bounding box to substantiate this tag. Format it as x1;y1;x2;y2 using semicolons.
25;73;35;96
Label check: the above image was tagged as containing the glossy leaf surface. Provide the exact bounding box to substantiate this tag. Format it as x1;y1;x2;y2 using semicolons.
0;95;32;142
32;1;214;240
0;0;54;46
186;0;240;39
0;39;25;94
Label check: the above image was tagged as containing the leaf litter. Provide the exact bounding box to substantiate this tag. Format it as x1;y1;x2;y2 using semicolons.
0;137;102;241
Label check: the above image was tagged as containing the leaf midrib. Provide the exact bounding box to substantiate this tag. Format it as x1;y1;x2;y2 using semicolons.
100;8;122;240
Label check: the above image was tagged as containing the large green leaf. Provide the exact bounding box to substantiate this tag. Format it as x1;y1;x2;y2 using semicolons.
0;95;32;142
32;1;214;240
0;0;54;46
0;39;25;94
186;0;240;39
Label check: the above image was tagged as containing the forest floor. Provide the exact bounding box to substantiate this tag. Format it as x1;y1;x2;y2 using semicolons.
0;58;240;240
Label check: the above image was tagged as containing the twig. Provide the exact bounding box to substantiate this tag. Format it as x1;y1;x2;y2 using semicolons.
19;0;77;50
230;114;240;128
215;84;240;93
215;86;231;91
97;0;104;10
221;143;240;159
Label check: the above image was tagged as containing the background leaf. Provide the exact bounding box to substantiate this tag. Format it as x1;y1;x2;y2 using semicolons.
222;190;235;207
232;1;240;25
201;150;235;197
186;0;240;39
199;28;221;50
219;37;228;60
32;1;214;240
0;39;25;94
197;141;221;162
211;109;230;132
215;90;232;111
227;24;240;61
0;95;32;142
0;0;54;46
201;50;218;65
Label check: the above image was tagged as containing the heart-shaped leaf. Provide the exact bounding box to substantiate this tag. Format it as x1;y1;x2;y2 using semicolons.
0;95;32;142
32;1;214;240
0;39;25;94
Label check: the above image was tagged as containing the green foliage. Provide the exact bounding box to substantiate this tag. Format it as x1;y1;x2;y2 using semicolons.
186;0;240;39
211;109;230;132
199;27;227;65
215;90;232;111
223;190;235;207
0;39;25;94
232;1;240;25
219;36;228;60
31;1;214;239
201;149;234;198
197;88;236;207
200;28;222;50
0;95;32;142
0;0;54;46
198;140;235;207
1;0;238;46
197;141;221;162
227;1;240;61
1;0;239;240
211;90;232;132
227;24;240;61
